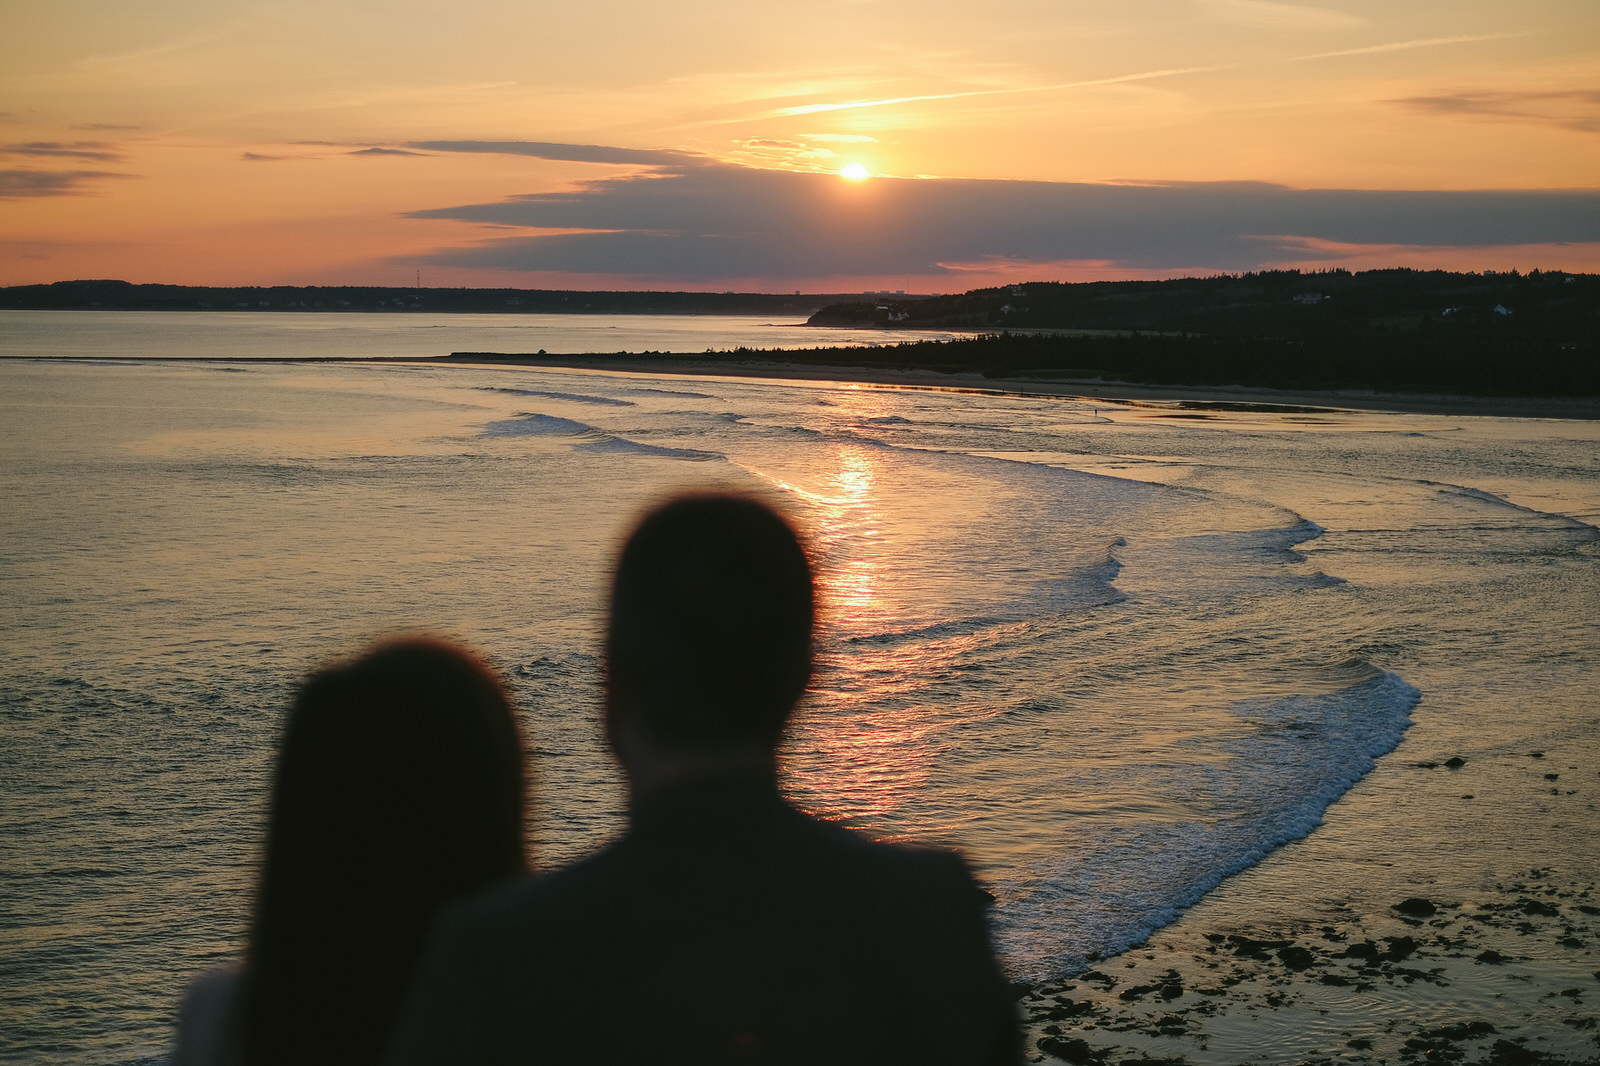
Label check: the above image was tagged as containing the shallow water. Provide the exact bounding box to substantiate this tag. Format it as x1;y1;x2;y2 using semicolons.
2;314;1597;1063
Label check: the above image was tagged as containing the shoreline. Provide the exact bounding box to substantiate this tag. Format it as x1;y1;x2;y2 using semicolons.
8;351;1597;419
435;353;1600;421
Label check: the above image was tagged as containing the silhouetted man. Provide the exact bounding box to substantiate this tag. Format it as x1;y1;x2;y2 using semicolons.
388;493;1019;1065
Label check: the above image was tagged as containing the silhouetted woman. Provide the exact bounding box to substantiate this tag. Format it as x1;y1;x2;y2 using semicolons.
173;637;528;1066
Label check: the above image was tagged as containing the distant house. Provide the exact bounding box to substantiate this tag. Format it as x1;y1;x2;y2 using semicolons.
1493;304;1513;315
1292;293;1323;305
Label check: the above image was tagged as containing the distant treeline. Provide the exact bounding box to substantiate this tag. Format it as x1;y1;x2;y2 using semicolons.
0;280;850;315
809;267;1597;338
805;268;1598;396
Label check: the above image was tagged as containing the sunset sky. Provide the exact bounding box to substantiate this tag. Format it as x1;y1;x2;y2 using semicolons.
3;0;1598;291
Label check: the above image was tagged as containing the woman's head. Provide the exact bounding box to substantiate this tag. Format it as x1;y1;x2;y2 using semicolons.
244;637;527;1065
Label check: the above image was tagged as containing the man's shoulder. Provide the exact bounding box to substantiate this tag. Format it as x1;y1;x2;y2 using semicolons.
793;811;984;896
449;801;985;941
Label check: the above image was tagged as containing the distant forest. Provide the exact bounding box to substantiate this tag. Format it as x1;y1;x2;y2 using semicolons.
0;280;843;316
6;269;1595;395
806;268;1598;396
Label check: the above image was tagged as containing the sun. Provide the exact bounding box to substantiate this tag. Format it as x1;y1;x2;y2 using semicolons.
839;163;871;181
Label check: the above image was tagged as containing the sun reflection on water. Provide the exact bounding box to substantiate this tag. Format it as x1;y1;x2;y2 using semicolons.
775;436;956;830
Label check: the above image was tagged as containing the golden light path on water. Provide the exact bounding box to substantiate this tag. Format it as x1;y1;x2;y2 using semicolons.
737;387;941;824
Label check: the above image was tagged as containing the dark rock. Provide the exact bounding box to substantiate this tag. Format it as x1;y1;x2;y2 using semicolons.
1078;969;1117;988
1278;945;1316;970
1520;898;1561;917
1347;1037;1373;1050
1158;980;1183;1000
1037;1035;1107;1065
1484;1039;1546;1065
1578;905;1600;915
1397;897;1439;917
1559;936;1584;947
1446;756;1466;768
1044;999;1098;1020
1544;773;1560;781
1342;940;1381;960
1226;934;1290;959
1322;974;1352;986
1383;935;1418;961
1118;982;1159;1001
1401;1022;1497;1063
1417;760;1439;768
1476;950;1508;964
1529;751;1544;758
1008;981;1034;1000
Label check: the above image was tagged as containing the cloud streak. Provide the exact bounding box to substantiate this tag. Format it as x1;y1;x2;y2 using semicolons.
1198;1;1368;34
408;140;704;166
1;141;125;163
0;169;132;199
769;66;1234;118
1291;31;1534;61
1390;89;1600;133
757;34;1531;121
404;157;1600;282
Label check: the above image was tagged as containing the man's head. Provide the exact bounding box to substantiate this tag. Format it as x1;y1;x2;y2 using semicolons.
605;493;814;765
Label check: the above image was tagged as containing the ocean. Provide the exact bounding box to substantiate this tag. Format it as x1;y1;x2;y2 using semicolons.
2;312;1597;1063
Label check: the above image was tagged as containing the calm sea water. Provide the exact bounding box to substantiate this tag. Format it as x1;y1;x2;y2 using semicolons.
2;313;1598;1063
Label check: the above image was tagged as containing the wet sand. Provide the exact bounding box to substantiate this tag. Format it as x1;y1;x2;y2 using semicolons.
438;353;1600;421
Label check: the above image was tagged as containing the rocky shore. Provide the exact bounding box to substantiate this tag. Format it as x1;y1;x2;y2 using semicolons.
1018;868;1600;1065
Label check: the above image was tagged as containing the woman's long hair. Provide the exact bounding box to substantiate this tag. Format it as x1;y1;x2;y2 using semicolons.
240;637;528;1066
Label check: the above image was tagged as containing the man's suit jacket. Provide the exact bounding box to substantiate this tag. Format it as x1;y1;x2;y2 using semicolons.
386;772;1018;1065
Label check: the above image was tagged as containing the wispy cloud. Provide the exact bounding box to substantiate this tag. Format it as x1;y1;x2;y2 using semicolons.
349;146;425;157
1291;31;1534;62
756;31;1535;122
408;140;704;166
1197;0;1367;34
769;65;1233;118
0;141;125;163
1389;89;1600;134
0;169;132;199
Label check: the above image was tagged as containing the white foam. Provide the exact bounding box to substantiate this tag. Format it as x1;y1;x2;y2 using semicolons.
994;670;1420;980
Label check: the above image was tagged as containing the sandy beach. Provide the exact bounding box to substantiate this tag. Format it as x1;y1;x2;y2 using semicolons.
438;352;1600;421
